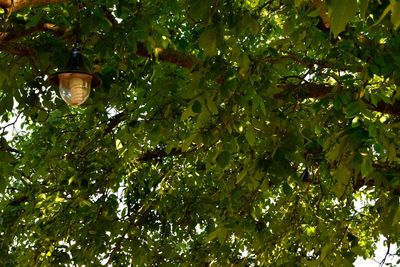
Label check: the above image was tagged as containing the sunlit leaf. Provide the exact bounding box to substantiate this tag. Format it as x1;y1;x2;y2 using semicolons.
329;0;358;37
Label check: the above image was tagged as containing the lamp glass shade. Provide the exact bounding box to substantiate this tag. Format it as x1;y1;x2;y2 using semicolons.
58;72;93;106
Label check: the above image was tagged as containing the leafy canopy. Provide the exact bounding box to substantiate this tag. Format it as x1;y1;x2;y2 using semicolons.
1;0;400;266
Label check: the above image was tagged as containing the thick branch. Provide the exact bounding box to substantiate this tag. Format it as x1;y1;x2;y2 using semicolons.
0;22;67;42
8;195;28;206
313;0;330;28
285;83;400;116
374;101;400;116
0;21;68;56
135;145;398;193
0;0;65;13
0;0;11;11
0;41;32;55
136;42;201;69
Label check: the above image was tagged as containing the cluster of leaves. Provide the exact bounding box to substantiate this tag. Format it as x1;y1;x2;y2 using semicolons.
1;0;400;266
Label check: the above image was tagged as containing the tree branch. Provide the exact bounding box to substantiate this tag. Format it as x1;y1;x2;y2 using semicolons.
0;41;32;55
379;241;391;267
0;0;11;11
136;42;201;69
0;0;66;13
104;112;127;134
0;21;68;57
280;83;400;116
313;0;330;29
101;6;119;27
0;22;67;42
278;83;333;99
374;100;400;116
138;147;200;162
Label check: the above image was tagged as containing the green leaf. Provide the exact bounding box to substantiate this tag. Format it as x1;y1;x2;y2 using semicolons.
326;142;344;163
68;176;75;186
245;127;256;146
217;151;231;168
36;110;48;122
239;53;250;75
217;228;227;244
206;229;219;242
199;28;217;56
361;157;373;178
181;133;197;152
188;0;212;22
319;244;333;262
388;144;397;163
329;0;358;37
368;123;378;138
345;101;365;118
181;105;197;120
282;182;293;196
0;71;6;88
382;196;400;235
295;0;304;8
206;98;218;114
391;1;400;29
236;170;247;184
374;0;400;29
332;166;351;198
241;14;260;34
0;175;6;194
374;3;392;26
359;0;369;19
25;12;42;29
0;93;13;114
192;100;202;113
265;85;283;97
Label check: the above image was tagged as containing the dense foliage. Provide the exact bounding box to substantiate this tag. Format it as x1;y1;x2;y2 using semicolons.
1;0;400;265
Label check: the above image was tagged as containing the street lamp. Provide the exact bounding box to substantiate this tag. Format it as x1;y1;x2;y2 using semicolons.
50;47;101;106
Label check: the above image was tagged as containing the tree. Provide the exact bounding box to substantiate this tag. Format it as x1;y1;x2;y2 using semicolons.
0;0;400;265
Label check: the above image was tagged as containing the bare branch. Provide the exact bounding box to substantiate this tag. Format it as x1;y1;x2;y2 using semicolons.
379;241;391;267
